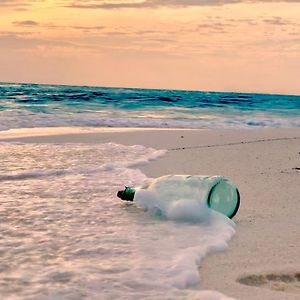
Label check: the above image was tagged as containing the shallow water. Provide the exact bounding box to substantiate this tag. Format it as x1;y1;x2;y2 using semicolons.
0;142;235;300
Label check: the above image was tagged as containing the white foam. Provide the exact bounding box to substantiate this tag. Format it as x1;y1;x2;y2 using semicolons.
134;175;223;222
0;142;166;182
0;142;236;300
0;109;299;132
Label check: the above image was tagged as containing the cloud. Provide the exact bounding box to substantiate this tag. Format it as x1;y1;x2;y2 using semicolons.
72;25;105;32
0;32;87;50
0;0;23;6
0;0;43;9
13;20;39;26
263;17;290;26
11;20;106;32
196;21;234;33
66;0;300;9
0;30;35;36
66;0;239;9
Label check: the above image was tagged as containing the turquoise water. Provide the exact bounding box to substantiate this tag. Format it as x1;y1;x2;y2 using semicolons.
0;82;299;131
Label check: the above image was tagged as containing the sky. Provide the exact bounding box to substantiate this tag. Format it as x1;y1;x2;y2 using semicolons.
1;1;300;95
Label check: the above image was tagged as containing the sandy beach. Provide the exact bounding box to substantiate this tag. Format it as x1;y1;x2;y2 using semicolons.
1;127;299;300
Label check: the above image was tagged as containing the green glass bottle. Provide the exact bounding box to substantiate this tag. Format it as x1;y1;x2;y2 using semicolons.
117;175;240;219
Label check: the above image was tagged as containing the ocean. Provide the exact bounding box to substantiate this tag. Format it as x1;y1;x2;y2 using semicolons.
0;82;299;131
0;82;299;300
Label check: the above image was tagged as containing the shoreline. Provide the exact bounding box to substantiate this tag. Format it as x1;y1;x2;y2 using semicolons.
1;127;300;299
0;126;199;140
1;126;299;149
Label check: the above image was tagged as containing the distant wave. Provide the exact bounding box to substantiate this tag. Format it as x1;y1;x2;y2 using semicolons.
0;109;299;132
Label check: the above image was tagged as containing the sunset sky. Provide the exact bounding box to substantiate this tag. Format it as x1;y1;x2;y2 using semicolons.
1;1;300;95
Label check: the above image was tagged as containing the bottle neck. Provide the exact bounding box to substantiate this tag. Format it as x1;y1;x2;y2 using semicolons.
117;187;135;201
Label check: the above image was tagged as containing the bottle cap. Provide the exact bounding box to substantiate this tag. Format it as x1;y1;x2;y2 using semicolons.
117;186;135;201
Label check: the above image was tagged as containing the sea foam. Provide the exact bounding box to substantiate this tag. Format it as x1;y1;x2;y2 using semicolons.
0;141;236;299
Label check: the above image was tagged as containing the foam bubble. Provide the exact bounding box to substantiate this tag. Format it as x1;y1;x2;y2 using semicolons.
134;175;227;222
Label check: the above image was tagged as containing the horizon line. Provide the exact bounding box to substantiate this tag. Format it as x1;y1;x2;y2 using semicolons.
1;81;300;97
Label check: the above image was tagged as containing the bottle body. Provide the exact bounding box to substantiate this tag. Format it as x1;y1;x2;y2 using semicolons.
118;175;240;219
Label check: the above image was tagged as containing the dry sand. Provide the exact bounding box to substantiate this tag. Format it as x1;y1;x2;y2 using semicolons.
1;127;300;300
